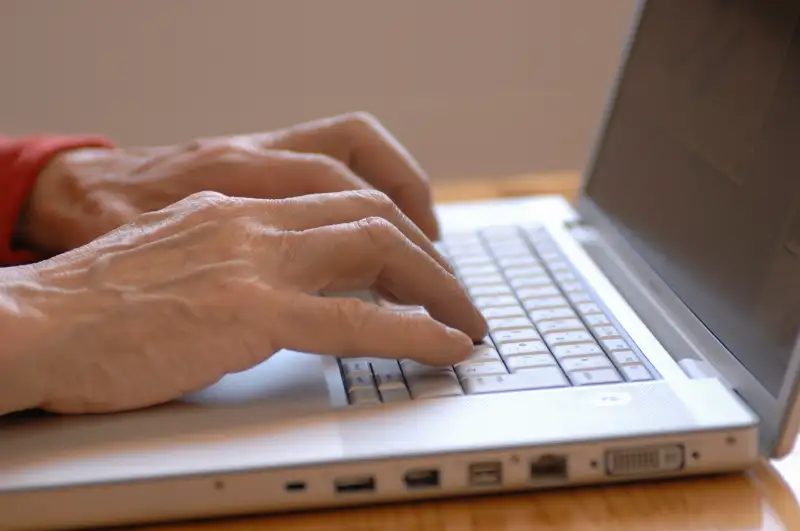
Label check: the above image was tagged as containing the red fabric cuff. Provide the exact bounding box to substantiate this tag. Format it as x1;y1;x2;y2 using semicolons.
0;135;115;265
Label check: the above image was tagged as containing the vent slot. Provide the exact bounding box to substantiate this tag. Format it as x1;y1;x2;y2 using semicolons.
605;445;684;477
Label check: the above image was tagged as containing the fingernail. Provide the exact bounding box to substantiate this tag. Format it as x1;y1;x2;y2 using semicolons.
445;326;474;355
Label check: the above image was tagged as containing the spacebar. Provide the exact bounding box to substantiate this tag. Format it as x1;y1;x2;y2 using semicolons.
462;368;568;395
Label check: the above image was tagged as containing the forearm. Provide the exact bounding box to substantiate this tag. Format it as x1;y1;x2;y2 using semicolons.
0;265;47;415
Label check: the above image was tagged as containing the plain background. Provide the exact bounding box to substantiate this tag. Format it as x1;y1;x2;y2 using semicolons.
0;0;638;181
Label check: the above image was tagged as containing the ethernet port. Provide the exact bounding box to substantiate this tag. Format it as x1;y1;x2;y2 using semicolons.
530;454;568;482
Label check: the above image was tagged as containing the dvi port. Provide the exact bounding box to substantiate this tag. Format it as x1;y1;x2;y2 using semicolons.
605;444;684;477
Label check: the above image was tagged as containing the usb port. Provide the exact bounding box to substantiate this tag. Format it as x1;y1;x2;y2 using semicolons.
403;468;440;489
334;475;375;494
530;454;568;481
468;462;502;487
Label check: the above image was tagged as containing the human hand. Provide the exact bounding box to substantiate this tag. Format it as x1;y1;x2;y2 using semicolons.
0;190;485;415
19;113;440;257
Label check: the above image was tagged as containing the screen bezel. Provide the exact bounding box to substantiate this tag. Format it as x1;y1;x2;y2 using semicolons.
574;0;800;457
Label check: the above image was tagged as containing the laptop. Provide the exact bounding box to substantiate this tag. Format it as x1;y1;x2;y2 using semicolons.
2;0;800;529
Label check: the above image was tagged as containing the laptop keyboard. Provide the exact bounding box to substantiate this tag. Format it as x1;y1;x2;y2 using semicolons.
338;225;656;405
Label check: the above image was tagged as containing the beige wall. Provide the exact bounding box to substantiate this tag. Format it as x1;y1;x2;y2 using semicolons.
0;0;637;180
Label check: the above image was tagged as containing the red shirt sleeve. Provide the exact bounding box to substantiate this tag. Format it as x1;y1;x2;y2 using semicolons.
0;135;115;265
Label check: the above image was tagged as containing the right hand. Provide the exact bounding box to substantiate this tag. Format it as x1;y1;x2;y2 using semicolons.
1;190;486;415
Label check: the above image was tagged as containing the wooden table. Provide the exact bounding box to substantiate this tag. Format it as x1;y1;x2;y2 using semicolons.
134;173;800;531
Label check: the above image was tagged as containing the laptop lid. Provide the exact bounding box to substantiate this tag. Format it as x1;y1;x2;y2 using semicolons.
576;0;800;458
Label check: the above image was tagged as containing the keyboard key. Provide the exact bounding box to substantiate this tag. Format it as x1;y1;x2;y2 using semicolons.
469;284;513;297
536;318;587;334
592;326;622;339
449;246;485;258
517;286;561;299
407;371;464;399
602;338;630;352
452;254;493;267
504;266;547;279
380;387;411;403
488;317;533;332
530;307;577;323
461;345;503;364
348;387;381;405
568;368;622;386
567;291;593;303
341;359;373;376
621;363;654;382
610;350;641;365
459;265;500;277
560;355;613;372
509;276;552;289
539;252;562;262
346;373;376;389
492;328;540;344
544;331;595;347
400;360;447;375
498;256;539;269
584;313;612;326
474;295;519;309
553;271;578;284
498;340;550;357
482;305;526;319
552;343;604;358
463;368;568;394
506;354;558;372
455;362;508;379
462;274;506;287
374;369;406;390
523;297;569;311
576;302;603;315
559;281;584;293
490;245;531;258
545;260;571;272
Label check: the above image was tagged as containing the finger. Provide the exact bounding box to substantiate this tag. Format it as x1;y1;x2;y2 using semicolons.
257;113;441;240
182;142;373;199
261;190;453;275
267;292;473;365
276;218;486;339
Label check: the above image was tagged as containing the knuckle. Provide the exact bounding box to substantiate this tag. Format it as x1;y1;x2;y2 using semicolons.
301;153;349;176
223;216;263;254
357;216;400;246
180;191;240;218
274;230;304;266
333;298;371;333
353;189;397;215
342;111;381;132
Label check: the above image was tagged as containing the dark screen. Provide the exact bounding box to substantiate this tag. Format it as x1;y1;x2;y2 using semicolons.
585;0;800;396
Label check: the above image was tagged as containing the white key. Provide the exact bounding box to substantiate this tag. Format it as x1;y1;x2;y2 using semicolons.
482;305;526;319
463;368;568;394
459;264;500;277
553;271;578;283
498;340;550;357
400;360;449;375
506;354;558;371
567;291;593;303
584;313;612;326
373;369;406;390
539;251;562;262
498;256;539;268
474;295;519;309
463;274;506;287
452;254;493;267
407;371;464;399
504;266;547;278
552;343;604;359
509;276;552;289
530;307;577;323
346;373;376;389
544;331;595;347
523;297;569;311
380;387;410;403
461;345;502;364
455;362;508;379
621;363;654;381
545;260;571;272
576;302;603;315
488;317;533;332
610;350;641;365
349;387;381;405
568;368;622;386
492;328;540;344
593;325;622;339
560;355;612;372
449;245;485;258
469;284;513;297
559;281;584;293
490;245;531;258
517;286;561;299
536;318;587;334
341;359;373;376
602;338;630;352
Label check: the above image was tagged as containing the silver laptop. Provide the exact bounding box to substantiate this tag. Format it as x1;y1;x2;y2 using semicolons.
2;1;800;529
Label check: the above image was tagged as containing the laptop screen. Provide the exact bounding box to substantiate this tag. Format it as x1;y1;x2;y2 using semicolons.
584;0;800;397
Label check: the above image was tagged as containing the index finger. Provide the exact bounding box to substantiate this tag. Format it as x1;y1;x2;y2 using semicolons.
257;113;441;240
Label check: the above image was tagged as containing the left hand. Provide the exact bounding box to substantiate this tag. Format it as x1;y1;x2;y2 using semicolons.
19;112;440;256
